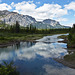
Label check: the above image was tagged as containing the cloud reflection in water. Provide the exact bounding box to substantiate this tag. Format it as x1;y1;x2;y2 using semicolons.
0;41;68;61
43;64;75;75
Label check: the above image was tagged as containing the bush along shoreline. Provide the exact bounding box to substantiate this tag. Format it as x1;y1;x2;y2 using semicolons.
58;24;75;48
0;61;19;75
67;24;75;48
56;24;75;69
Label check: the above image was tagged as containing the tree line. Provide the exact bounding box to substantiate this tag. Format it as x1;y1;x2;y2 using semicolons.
0;21;70;34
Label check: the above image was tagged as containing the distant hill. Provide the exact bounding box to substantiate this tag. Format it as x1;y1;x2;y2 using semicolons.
0;10;70;29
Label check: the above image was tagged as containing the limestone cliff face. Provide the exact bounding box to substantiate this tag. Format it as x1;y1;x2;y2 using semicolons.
43;19;60;26
0;10;36;26
0;10;70;28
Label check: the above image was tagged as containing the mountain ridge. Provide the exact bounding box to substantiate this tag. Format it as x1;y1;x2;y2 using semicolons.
0;10;70;29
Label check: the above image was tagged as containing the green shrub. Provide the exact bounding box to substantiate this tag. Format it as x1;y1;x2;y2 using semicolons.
0;37;5;40
0;61;19;75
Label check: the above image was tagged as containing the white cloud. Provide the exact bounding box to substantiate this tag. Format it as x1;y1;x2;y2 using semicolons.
11;2;14;6
13;10;19;13
11;1;68;21
0;1;73;24
12;1;36;11
12;1;36;16
64;2;75;11
57;18;68;22
35;4;68;20
0;3;12;10
65;23;73;27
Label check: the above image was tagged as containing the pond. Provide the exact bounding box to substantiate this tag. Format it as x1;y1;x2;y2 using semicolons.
0;34;75;75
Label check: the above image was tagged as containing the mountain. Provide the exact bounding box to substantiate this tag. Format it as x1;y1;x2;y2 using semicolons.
0;10;36;27
32;19;70;29
0;10;70;29
43;19;60;26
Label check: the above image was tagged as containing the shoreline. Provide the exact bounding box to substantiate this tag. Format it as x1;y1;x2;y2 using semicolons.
54;58;75;69
0;33;64;48
58;34;75;48
0;33;47;47
0;40;37;47
1;33;75;69
56;34;75;69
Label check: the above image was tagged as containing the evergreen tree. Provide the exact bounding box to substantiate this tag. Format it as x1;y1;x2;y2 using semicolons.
10;25;13;33
3;19;5;28
30;24;32;30
26;26;29;33
10;25;15;33
15;21;20;33
73;24;75;29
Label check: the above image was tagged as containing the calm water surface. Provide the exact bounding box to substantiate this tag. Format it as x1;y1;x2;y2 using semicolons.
0;34;75;75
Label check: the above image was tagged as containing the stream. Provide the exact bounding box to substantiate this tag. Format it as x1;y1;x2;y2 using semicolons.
0;33;75;75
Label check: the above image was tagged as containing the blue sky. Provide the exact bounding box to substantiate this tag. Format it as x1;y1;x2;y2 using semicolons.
0;0;75;27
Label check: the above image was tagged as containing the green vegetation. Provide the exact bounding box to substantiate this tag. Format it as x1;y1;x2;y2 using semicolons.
64;53;75;62
67;24;75;48
0;21;72;72
0;29;69;44
60;24;75;63
58;35;68;39
0;32;51;43
58;24;75;47
57;35;68;43
0;61;19;75
0;21;70;46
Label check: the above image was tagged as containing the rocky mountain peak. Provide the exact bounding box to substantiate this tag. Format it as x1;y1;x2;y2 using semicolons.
43;19;60;26
0;10;69;28
0;10;36;26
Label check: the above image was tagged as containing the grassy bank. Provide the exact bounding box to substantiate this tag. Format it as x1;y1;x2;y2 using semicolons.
64;53;75;62
57;35;68;43
58;33;75;48
0;32;53;45
58;35;68;39
0;32;69;43
0;27;70;47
